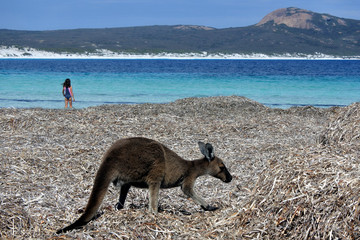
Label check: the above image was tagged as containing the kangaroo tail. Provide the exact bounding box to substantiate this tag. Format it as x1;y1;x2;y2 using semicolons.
57;162;116;234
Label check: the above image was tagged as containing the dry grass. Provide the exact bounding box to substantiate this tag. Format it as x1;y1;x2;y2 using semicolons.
1;96;359;239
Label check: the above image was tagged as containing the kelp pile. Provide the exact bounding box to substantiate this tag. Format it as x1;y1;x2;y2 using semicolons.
1;96;359;239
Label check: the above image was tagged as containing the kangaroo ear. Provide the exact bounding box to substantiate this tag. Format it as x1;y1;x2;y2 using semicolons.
198;142;215;161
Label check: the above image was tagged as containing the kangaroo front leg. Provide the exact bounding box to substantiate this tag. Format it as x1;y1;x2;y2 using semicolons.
181;182;218;211
115;184;131;210
148;183;160;213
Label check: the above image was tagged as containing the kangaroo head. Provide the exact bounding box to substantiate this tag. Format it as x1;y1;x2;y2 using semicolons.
198;142;232;183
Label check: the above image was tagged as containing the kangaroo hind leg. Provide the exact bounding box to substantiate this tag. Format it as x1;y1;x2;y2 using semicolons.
115;183;131;210
148;183;160;213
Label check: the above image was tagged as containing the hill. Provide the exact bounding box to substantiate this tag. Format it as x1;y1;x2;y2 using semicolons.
0;7;359;56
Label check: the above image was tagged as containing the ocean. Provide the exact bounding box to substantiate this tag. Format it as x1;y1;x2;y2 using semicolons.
0;59;359;109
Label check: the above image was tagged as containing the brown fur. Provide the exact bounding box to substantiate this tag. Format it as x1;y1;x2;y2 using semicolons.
56;137;232;234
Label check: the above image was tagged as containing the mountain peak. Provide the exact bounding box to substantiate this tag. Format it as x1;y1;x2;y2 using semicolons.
256;7;347;30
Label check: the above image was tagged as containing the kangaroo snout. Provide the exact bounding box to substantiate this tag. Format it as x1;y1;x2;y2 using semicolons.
224;175;232;183
214;167;232;183
224;169;233;183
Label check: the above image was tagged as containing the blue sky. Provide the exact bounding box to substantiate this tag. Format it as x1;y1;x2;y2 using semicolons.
1;0;359;30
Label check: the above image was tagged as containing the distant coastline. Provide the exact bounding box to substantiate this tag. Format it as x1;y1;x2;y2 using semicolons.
1;46;359;60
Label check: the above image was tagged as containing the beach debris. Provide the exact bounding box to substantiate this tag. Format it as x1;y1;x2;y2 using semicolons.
319;102;360;151
1;96;359;239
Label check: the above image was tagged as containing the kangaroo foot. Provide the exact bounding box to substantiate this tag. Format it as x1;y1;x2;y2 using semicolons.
115;202;124;210
201;205;219;211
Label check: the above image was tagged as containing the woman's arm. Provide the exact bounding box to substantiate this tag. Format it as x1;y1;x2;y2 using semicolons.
70;87;75;101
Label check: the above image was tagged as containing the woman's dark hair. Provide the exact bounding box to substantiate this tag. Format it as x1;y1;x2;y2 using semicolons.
63;78;71;88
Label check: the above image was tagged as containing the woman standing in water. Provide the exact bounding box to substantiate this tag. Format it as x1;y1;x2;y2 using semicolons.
62;78;75;108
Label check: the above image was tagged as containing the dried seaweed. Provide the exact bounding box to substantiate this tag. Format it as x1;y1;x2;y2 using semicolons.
1;96;359;239
320;102;360;151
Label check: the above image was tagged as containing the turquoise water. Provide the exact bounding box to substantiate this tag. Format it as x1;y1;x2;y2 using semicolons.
0;59;359;108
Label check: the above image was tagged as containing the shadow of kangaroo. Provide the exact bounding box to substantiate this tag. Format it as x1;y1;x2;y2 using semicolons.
57;137;232;234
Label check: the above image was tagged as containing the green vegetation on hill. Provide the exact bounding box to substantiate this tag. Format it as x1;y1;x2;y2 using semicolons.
0;8;359;56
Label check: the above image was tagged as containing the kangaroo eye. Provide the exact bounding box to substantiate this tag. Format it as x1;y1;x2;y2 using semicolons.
220;166;226;171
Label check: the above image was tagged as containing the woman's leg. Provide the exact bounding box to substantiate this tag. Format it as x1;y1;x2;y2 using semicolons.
69;98;72;108
65;98;69;108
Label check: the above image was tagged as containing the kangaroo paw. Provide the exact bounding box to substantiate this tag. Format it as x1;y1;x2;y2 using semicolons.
201;205;219;211
180;210;192;215
115;202;124;210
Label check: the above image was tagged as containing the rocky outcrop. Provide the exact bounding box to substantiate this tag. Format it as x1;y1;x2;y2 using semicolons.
256;7;347;31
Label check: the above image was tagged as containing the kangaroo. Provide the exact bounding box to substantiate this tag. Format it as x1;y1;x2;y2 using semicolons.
56;137;232;234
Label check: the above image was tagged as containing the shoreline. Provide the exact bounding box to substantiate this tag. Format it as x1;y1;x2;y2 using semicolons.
0;96;351;110
1;46;359;60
